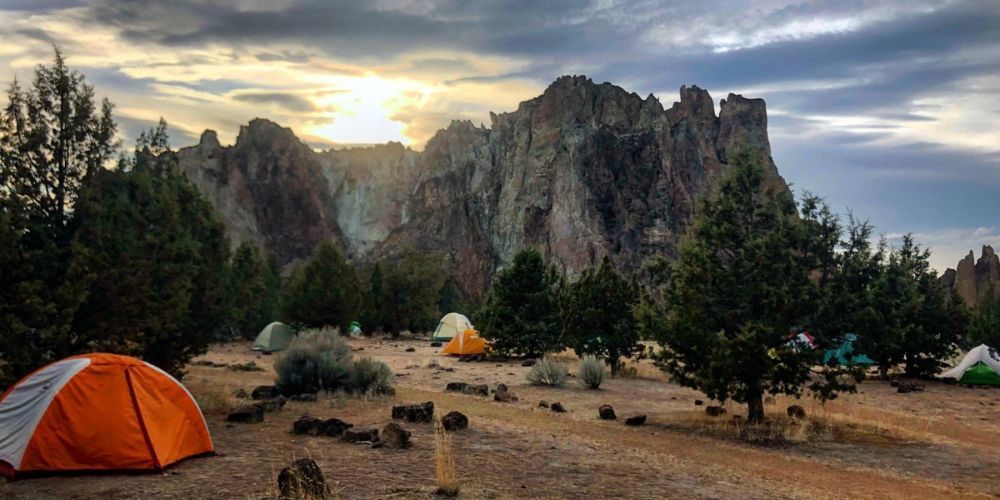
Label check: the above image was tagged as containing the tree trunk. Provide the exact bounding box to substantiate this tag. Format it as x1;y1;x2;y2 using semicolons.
746;393;765;424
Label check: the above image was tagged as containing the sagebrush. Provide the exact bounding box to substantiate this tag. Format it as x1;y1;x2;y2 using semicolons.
527;356;568;387
274;328;353;395
350;357;395;395
578;355;605;389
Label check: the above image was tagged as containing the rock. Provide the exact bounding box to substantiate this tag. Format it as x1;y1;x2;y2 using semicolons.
694;399;704;406
494;389;518;403
943;246;1000;308
292;416;353;437
277;458;328;499
233;388;249;399
251;385;278;400
391;402;434;423
764;396;775;405
445;382;489;396
598;405;616;420
430;342;443;347
226;405;263;423
405;347;416;352
253;395;286;413
442;411;469;431
897;382;925;394
550;402;566;413
705;406;727;417
290;393;318;402
625;415;647;426
521;359;536;367
786;405;806;420
495;383;509;393
538;400;549;408
381;423;412;449
342;428;380;444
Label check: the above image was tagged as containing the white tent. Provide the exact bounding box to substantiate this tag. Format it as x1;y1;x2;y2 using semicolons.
940;344;1000;385
431;313;473;342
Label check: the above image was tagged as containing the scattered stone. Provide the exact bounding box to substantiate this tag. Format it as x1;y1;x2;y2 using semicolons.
786;405;806;420
625;415;647;426
599;405;616;420
251;385;278;400
392;401;434;423
550;402;566;413
292;416;353;437
290;393;318;402
277;458;328;499
405;347;416;352
226;405;263;423
342;428;380;444
705;406;727;417
694;399;704;406
381;423;412;449
233;388;249;399
521;359;536;367
430;342;443;347
442;411;469;431
254;395;287;413
897;382;925;394
445;382;489;396
538;400;549;408
494;389;518;402
495;383;509;393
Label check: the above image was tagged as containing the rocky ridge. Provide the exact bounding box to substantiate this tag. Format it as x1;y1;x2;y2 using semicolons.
941;245;1000;307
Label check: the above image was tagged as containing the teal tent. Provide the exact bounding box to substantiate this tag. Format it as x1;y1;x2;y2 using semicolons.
822;334;875;365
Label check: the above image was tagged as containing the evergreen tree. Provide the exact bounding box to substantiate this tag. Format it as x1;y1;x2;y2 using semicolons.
641;151;855;423
562;257;641;373
282;240;361;332
379;249;447;336
969;286;999;347
224;241;279;339
479;248;563;358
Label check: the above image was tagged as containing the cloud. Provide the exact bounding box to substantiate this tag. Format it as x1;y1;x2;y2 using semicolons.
231;91;318;112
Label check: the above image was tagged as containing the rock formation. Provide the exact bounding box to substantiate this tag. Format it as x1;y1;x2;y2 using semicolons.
942;245;1000;307
177;75;787;294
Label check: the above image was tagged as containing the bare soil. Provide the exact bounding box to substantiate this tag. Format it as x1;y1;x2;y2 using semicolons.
3;337;999;499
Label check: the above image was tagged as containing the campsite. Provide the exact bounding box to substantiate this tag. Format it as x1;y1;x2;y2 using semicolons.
3;335;999;499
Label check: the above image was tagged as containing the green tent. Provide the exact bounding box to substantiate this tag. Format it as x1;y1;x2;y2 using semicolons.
348;321;362;337
822;334;875;366
941;345;1000;386
252;322;296;353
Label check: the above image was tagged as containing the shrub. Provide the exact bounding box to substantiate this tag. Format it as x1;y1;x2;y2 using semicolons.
579;355;605;389
351;357;395;395
274;328;353;395
527;356;568;387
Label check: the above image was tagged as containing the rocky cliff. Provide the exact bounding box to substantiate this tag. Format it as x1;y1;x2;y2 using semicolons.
942;245;1000;307
177;75;786;293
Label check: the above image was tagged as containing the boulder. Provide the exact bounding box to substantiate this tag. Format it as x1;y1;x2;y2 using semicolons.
292;416;353;437
705;406;727;417
494;389;518;403
392;401;434;423
694;399;704;406
495;383;509;393
521;359;536;367
550;402;566;413
405;347;416;352
445;382;488;396
625;415;647;426
254;395;287;413
381;423;412;449
430;342;443;347
599;405;616;420
342;428;380;444
251;385;278;400
538;400;549;408
786;405;806;420
442;411;468;431
289;393;318;402
226;405;264;423
277;458;328;499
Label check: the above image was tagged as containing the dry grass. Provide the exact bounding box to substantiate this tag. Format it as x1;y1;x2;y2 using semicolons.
433;417;459;497
186;378;235;415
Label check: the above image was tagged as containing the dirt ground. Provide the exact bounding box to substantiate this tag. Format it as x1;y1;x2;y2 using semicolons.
3;337;999;499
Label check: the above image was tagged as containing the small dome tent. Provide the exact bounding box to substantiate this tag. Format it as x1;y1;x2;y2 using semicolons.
0;353;213;478
252;322;295;352
442;329;487;356
941;345;1000;386
432;313;473;342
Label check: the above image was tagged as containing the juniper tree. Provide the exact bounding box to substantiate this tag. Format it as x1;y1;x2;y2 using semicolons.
282;240;361;332
969;286;999;347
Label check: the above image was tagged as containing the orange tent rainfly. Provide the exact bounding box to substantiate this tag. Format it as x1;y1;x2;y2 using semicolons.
0;353;214;479
442;329;487;356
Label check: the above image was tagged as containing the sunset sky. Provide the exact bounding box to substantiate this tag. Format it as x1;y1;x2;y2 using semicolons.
0;0;996;272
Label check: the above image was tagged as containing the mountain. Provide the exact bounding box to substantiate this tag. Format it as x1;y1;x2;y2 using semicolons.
941;245;1000;308
177;75;786;294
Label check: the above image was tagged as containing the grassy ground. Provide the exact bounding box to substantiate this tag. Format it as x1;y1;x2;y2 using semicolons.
3;338;999;499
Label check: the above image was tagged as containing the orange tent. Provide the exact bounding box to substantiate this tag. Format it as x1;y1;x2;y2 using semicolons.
441;329;487;356
0;353;214;479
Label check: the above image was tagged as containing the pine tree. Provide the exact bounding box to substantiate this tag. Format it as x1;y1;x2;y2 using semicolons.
223;241;279;339
562;257;641;373
282;240;361;332
969;286;999;347
479;248;563;358
642;151;855;423
379;249;447;336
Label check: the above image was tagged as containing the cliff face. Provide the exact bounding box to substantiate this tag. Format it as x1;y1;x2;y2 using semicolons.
177;76;786;293
942;245;1000;307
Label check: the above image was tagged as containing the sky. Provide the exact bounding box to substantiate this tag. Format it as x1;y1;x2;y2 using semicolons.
0;0;997;272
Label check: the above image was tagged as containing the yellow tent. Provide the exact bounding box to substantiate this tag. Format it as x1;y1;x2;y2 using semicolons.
441;329;486;356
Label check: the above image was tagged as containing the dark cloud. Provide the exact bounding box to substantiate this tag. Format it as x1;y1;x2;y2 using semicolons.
231;91;317;112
